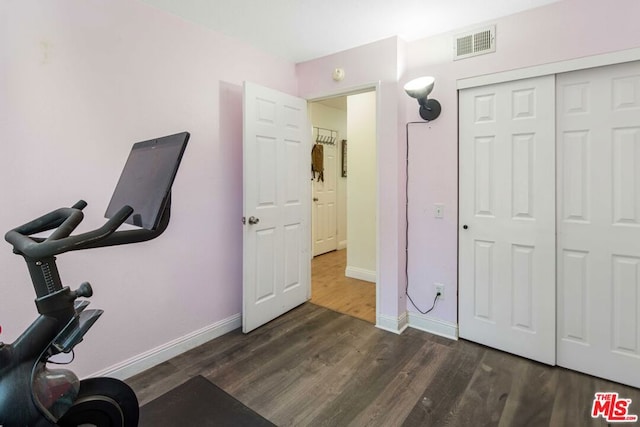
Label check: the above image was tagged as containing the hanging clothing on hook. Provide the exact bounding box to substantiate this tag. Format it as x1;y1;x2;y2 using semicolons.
311;143;324;182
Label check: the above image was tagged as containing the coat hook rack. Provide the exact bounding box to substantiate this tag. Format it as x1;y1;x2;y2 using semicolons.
313;126;337;145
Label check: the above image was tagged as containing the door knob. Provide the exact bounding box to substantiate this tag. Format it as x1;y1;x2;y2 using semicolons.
248;216;260;225
313;197;319;202
463;224;468;230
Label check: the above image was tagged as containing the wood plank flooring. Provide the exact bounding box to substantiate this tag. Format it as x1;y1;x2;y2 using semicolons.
127;303;640;426
311;249;376;323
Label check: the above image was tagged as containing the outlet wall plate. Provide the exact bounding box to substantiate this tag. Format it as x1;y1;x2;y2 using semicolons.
435;283;445;300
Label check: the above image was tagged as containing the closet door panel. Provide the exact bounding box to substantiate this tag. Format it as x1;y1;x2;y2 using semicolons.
557;60;640;388
459;75;556;365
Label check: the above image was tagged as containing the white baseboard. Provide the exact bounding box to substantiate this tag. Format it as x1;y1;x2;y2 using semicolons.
337;240;347;250
376;311;409;335
89;313;242;380
87;310;455;381
408;312;458;341
345;266;376;283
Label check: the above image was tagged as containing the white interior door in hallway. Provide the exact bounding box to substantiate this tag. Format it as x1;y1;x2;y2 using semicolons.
312;140;338;256
242;82;311;333
556;61;640;388
459;75;557;365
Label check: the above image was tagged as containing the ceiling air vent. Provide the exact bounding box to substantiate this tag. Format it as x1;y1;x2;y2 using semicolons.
454;25;496;60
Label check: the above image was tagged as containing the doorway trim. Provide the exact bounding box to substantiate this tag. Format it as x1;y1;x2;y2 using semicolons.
307;81;382;328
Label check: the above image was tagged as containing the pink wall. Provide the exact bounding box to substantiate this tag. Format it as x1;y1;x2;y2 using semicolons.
297;37;409;319
1;0;296;377
297;0;640;329
3;0;639;380
404;0;640;324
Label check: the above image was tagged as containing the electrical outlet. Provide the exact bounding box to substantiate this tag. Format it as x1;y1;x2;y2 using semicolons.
435;283;445;300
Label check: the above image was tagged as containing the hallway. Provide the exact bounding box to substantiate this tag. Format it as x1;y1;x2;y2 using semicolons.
310;249;376;323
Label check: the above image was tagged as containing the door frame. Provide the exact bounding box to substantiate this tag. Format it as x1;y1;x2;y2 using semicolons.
306;82;381;325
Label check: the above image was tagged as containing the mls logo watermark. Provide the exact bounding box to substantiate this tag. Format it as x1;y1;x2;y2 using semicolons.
592;392;638;423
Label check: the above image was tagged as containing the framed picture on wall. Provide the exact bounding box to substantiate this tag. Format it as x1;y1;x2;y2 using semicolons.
341;139;347;177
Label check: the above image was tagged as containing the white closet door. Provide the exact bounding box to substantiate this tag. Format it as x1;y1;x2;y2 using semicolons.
459;75;556;365
557;61;640;388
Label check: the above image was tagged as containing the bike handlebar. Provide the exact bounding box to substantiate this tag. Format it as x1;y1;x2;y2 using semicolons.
5;201;135;259
5;193;174;259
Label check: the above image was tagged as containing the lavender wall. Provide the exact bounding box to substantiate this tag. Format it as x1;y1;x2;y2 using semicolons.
297;37;409;321
1;0;296;377
3;0;639;380
404;0;640;325
297;0;640;330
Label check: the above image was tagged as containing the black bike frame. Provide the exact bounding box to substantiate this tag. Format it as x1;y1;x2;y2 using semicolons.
1;131;188;426
0;200;172;426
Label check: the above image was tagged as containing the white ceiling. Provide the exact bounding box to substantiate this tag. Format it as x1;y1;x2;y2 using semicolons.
141;0;561;63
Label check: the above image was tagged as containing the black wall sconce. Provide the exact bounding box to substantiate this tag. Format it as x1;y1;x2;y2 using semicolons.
404;76;441;121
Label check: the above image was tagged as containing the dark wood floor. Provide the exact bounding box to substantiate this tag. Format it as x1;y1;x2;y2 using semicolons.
127;303;640;426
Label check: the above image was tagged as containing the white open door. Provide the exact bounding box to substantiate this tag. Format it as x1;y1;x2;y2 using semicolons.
459;75;556;365
312;141;338;256
243;82;311;333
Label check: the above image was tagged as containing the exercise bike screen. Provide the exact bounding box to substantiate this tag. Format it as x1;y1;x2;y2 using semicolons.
105;132;189;230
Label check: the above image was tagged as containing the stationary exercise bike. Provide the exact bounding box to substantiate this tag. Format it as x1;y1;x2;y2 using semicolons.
0;132;189;426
